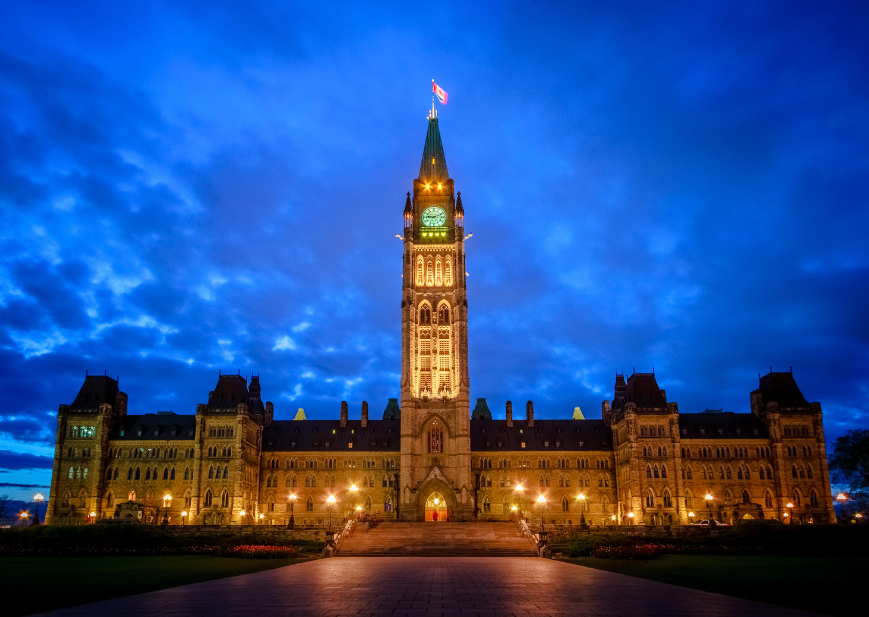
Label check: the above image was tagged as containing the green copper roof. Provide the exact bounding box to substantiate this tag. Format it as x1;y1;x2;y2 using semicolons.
471;398;492;420
419;116;449;182
383;398;401;420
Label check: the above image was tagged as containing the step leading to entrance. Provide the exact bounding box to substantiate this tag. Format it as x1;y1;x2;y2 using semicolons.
336;521;538;557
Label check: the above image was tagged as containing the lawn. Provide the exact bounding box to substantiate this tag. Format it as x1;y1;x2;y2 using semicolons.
0;555;308;616
562;554;865;616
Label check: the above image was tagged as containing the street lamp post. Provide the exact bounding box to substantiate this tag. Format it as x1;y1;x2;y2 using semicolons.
627;511;634;525
19;511;29;525
786;502;793;525
576;493;587;526
163;494;171;525
259;513;264;525
689;511;695;524
32;494;44;526
514;484;525;520
705;493;714;522
181;510;188;525
836;493;848;523
240;509;246;525
327;495;336;531
287;493;297;529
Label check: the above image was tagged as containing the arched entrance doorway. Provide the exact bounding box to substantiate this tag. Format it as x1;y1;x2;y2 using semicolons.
425;491;447;522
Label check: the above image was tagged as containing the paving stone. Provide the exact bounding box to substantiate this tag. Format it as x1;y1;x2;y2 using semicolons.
34;557;822;617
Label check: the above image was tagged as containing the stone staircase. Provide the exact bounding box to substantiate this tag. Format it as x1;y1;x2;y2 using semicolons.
336;521;538;557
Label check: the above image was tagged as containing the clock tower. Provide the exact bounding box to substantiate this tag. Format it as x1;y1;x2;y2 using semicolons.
399;109;472;520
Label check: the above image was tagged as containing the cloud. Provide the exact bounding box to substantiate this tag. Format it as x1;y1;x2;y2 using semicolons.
0;451;54;471
0;1;867;496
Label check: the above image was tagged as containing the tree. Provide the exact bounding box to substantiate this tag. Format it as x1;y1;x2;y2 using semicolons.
0;493;13;524
830;429;869;491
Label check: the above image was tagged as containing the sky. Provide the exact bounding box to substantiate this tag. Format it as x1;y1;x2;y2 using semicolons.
0;1;868;501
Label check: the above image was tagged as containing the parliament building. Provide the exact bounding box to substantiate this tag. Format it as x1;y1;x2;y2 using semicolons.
45;112;836;527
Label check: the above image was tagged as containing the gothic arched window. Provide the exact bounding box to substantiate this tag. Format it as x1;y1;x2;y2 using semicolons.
428;420;443;453
445;258;452;285
438;304;450;325
204;489;213;507
420;305;431;325
426;260;434;286
435;259;442;286
417;257;424;286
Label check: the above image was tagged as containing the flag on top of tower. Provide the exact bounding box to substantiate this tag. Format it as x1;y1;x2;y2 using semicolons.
433;80;448;104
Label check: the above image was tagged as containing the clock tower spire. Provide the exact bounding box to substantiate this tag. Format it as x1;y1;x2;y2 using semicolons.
399;113;471;520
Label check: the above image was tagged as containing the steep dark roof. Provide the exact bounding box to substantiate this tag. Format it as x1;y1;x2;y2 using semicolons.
70;375;120;411
611;373;667;412
207;374;265;414
470;419;611;451
756;372;810;409
262;420;400;452
109;413;197;440
472;398;492;420
419;116;449;182
382;399;401;420
679;413;769;440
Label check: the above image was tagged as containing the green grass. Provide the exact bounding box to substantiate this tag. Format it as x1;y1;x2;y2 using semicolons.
561;554;866;616
0;555;308;616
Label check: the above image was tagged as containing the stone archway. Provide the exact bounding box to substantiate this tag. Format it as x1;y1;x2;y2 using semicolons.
425;491;447;522
417;478;457;522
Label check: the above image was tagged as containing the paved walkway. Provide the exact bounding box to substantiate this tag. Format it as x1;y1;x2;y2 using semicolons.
36;557;822;617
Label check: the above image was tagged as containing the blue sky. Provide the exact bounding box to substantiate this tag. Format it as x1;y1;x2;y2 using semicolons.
1;1;867;501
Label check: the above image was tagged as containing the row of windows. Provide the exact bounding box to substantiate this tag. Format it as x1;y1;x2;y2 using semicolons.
683;464;775;481
786;444;813;457
263;473;398;489
640;425;667;437
475;473;610;489
416;256;454;287
642;445;668;457
206;446;232;458
208;426;234;437
67;447;93;458
263;457;398;470
477;457;610;469
783;425;811;437
67;425;96;438
128;447;186;459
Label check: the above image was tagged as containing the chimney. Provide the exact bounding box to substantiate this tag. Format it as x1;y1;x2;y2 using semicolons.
340;401;348;427
506;401;513;427
526;400;534;427
265;401;274;427
361;401;369;428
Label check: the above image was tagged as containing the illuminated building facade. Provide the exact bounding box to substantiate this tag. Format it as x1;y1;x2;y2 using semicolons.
44;115;836;526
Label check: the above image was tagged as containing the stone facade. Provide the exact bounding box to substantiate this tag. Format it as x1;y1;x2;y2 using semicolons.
44;114;835;527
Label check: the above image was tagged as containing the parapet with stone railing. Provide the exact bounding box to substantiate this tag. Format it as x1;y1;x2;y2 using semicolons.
325;518;356;557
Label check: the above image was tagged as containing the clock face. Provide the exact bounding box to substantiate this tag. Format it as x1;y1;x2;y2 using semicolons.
421;206;447;227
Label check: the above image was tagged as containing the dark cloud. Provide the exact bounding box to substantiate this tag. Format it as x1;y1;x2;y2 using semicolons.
0;1;868;492
0;451;53;471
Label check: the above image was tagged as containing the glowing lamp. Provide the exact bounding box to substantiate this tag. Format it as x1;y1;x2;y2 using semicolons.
34;493;44;501
689;512;695;517
350;485;358;492
511;506;517;511
90;512;95;517
164;494;171;501
576;493;586;500
240;510;246;516
705;494;713;501
327;495;336;504
857;513;863;519
259;514;264;519
289;494;297;500
356;506;362;511
181;511;188;517
515;484;524;491
536;495;546;503
434;498;439;505
786;502;793;508
20;512;28;518
836;493;847;501
627;512;635;518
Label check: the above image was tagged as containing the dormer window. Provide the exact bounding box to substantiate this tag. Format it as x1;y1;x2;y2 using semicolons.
137;430;142;436
682;429;687;435
544;441;549;447
699;429;705;435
